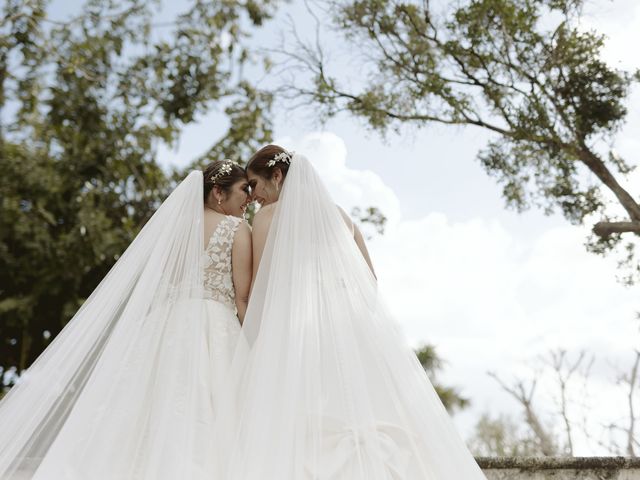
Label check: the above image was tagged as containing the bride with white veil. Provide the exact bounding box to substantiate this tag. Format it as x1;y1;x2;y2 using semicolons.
214;145;488;479
0;160;252;479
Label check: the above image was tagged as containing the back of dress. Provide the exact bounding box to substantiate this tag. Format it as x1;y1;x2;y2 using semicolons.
202;215;244;310
0;171;256;479
26;206;245;478
199;214;244;408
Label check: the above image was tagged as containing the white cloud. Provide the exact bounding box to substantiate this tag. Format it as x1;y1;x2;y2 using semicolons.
284;131;640;453
275;132;402;225
580;0;640;71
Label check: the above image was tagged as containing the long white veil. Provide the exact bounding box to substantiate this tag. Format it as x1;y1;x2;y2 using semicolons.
214;154;487;479
0;171;219;479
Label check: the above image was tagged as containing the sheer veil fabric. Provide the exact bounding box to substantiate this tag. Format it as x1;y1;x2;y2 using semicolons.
214;154;487;479
0;171;235;479
0;157;487;479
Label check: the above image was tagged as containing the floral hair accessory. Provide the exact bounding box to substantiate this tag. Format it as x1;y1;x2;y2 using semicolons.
210;159;237;184
266;150;294;167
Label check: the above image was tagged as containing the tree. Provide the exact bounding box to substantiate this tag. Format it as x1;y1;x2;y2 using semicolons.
483;347;639;456
280;0;640;283
468;411;549;456
415;343;470;414
0;0;277;381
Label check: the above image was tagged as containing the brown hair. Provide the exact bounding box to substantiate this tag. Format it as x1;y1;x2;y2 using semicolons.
246;144;291;179
202;160;247;203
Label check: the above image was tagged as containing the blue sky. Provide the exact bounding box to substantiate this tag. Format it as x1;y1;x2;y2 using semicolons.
47;0;640;453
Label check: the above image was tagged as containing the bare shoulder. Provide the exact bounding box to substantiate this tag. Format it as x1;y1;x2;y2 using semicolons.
336;205;354;234
336;205;350;222
234;220;252;239
255;202;277;218
253;204;275;231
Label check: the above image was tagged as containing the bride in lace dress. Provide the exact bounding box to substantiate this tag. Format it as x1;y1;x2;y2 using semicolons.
200;160;252;395
0;160;252;479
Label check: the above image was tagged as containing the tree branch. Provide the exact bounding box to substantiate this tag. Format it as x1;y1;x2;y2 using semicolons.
487;371;557;456
623;350;639;456
593;221;640;237
577;147;640;224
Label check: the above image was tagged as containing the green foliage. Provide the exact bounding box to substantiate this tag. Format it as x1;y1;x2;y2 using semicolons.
415;344;470;414
187;81;274;170
350;205;387;237
0;0;277;379
295;0;640;281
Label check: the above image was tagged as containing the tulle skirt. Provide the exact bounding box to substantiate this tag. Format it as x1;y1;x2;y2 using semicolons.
24;297;240;480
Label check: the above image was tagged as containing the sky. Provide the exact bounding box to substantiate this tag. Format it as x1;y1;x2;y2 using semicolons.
47;0;640;454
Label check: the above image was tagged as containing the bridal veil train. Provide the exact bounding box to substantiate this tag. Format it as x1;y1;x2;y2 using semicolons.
0;151;487;479
0;170;242;479
213;152;487;479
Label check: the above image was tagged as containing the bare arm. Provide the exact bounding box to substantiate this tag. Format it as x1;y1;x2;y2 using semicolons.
231;221;252;324
353;222;376;279
338;206;376;279
250;207;273;287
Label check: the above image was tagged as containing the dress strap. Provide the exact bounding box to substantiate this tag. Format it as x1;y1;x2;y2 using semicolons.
226;215;243;231
222;215;245;244
204;216;244;252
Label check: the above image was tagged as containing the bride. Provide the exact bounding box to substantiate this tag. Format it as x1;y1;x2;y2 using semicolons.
213;145;488;479
0;160;252;479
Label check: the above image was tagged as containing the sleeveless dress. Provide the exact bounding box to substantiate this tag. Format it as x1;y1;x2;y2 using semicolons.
27;215;245;480
200;215;244;401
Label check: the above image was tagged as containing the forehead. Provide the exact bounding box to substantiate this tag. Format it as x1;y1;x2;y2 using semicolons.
246;171;260;181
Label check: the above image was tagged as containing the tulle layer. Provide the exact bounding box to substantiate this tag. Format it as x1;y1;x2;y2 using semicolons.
213;154;487;480
26;298;240;480
0;171;244;480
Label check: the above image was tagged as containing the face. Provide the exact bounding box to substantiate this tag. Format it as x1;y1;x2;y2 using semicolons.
216;178;251;217
247;169;282;206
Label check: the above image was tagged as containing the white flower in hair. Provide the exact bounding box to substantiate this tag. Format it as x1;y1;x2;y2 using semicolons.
210;159;237;184
266;150;294;167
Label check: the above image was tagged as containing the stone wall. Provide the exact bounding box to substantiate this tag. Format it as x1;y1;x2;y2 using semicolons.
477;456;640;479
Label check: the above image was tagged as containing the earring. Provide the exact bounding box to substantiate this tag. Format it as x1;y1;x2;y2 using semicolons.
217;199;221;205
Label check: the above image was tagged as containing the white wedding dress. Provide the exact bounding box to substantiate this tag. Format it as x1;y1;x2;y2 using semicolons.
0;172;244;479
213;153;488;479
0;157;488;479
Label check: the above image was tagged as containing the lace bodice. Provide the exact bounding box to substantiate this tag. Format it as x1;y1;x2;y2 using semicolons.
203;215;243;309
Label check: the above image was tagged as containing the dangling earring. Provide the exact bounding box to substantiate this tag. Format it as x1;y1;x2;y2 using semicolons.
217;199;221;205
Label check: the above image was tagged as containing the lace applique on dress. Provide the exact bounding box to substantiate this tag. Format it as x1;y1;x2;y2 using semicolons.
203;216;243;309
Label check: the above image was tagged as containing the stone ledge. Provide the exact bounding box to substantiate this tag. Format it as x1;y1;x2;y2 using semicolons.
476;456;640;480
